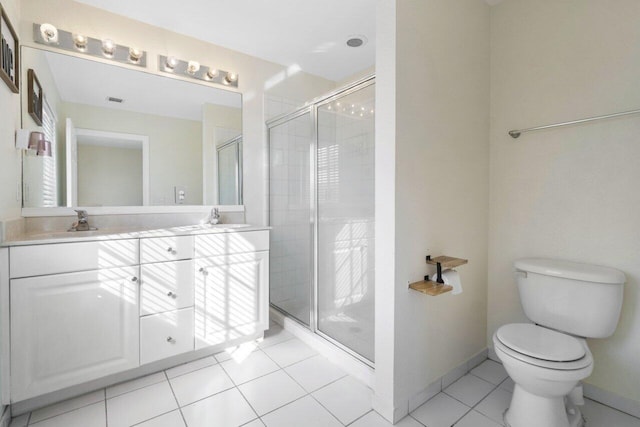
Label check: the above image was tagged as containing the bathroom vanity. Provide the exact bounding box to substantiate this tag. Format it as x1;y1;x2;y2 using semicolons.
0;225;269;405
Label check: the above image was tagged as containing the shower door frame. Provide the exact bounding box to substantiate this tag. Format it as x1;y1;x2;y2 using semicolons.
267;74;376;368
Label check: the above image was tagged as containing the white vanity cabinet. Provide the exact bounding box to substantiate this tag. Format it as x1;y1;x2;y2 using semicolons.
3;228;269;405
10;263;140;402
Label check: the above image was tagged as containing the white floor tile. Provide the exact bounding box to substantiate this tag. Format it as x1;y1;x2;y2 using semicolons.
261;396;341;427
238;370;306;416
445;374;495;407
582;398;640;427
221;350;280;385
241;419;265;427
475;388;511;425
257;325;294;349
454;410;503;427
499;377;515;392
215;341;261;363
30;390;104;423
133;410;185;427
312;376;372;425
181;388;257;427
284;355;347;392
411;393;470;427
165;356;217;379
9;413;29;427
169;364;235;406
30;402;105;427
470;360;509;385
350;411;424;427
262;339;317;367
106;381;178;427
106;372;167;398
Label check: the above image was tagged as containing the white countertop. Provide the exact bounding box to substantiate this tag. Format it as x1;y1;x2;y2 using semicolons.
2;224;270;247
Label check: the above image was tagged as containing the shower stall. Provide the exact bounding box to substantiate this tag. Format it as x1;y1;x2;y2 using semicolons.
267;76;375;364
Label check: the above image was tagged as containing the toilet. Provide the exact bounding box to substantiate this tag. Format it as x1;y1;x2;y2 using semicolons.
493;258;625;427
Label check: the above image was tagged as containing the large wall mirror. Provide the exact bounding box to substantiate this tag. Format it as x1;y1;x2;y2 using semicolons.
20;46;243;208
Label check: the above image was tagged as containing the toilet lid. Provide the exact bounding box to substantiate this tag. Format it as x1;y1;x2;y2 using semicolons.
496;324;586;362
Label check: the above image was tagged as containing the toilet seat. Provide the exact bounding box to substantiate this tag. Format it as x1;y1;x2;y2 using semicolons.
495;324;592;370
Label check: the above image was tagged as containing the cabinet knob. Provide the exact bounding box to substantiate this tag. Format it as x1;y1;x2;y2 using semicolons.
167;336;176;343
131;276;138;282
167;247;176;254
167;291;178;299
199;267;208;275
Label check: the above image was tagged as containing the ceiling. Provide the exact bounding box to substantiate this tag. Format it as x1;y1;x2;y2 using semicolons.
74;0;377;82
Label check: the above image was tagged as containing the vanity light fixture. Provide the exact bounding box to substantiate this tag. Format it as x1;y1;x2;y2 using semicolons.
33;23;147;68
158;55;238;88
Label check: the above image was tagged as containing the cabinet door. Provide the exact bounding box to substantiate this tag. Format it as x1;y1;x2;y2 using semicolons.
11;267;140;401
195;252;269;350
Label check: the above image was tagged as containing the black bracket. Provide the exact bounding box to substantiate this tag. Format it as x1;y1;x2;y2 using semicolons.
425;255;445;284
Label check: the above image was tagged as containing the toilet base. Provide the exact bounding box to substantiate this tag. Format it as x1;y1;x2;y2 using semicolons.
503;385;584;427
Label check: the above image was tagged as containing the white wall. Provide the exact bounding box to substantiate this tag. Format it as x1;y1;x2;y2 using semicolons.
18;0;335;224
375;0;490;421
0;0;21;221
489;0;640;405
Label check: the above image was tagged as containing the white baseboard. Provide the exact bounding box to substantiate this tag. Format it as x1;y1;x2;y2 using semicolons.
583;382;640;419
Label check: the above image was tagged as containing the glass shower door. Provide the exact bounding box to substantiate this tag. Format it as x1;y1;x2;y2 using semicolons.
269;111;313;325
316;83;376;362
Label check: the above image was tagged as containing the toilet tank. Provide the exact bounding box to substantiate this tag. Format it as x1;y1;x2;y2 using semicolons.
514;258;625;338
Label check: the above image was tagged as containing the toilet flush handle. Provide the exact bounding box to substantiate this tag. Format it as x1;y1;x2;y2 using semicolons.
514;270;528;278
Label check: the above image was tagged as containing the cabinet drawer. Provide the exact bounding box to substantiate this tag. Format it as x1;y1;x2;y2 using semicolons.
10;239;139;278
195;231;269;258
140;308;194;365
140;260;194;315
140;236;194;264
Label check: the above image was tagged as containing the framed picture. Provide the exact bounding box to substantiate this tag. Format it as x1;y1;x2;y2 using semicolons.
0;4;19;93
27;69;43;125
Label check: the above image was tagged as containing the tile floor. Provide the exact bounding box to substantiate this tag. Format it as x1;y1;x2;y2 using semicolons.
9;325;640;427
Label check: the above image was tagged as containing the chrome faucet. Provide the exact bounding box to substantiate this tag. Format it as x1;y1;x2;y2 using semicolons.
209;207;221;225
68;210;97;232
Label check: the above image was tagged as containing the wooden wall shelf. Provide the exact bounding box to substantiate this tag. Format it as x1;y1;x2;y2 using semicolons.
409;280;453;296
426;255;468;269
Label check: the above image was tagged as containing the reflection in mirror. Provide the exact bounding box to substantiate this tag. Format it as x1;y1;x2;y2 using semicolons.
217;136;243;205
21;46;242;208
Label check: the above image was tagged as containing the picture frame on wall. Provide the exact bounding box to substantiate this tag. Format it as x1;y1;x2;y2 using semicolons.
28;69;43;125
0;4;19;93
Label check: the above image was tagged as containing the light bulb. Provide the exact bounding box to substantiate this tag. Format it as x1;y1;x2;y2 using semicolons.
129;48;143;63
73;34;88;50
165;56;178;70
206;68;219;79
224;72;238;84
187;61;200;75
40;23;59;44
102;39;115;57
